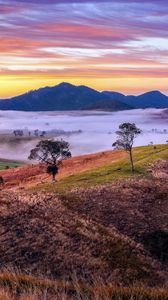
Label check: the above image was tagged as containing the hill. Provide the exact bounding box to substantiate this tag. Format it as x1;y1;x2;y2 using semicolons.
0;83;167;111
0;83;131;112
103;90;168;109
0;145;168;296
84;98;132;111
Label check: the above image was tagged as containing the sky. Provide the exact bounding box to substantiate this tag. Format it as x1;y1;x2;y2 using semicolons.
0;0;168;98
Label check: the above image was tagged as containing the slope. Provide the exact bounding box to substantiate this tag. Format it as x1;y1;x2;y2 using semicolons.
0;145;167;290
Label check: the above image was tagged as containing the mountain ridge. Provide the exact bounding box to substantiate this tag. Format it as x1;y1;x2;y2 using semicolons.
0;82;167;111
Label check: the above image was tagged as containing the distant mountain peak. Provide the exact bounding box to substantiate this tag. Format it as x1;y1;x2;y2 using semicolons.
0;83;167;111
141;90;165;96
57;82;75;88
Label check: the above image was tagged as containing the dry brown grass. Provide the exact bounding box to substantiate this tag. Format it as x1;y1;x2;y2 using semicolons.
0;176;167;287
62;177;168;242
0;148;168;297
0;272;167;300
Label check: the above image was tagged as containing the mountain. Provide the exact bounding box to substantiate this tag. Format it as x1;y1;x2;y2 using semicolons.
84;99;132;111
102;90;168;109
132;91;168;108
0;83;167;111
0;82;128;112
102;91;125;101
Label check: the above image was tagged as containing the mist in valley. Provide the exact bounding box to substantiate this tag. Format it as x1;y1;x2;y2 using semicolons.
0;109;167;162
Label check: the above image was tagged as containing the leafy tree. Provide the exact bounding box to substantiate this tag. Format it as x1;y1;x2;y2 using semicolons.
112;123;141;174
28;139;71;181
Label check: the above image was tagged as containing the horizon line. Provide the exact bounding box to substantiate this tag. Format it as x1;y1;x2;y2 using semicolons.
0;81;167;100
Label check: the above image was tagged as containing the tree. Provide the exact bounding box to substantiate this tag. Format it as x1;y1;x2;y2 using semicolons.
112;123;141;174
28;139;71;181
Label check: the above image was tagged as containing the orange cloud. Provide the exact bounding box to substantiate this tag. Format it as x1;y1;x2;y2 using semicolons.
0;0;168;97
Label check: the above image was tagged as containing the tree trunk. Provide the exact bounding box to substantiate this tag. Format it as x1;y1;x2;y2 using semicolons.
52;173;56;182
129;148;134;174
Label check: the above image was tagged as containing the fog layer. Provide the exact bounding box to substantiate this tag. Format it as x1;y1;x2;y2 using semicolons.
0;109;167;161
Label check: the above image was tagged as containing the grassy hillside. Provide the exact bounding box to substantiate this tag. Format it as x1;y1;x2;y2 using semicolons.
0;188;164;287
0;145;167;299
39;144;168;193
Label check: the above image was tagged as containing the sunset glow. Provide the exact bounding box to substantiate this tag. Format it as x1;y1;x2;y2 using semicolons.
0;0;168;97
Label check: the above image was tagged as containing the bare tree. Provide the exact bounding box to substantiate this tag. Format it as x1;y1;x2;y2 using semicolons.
112;123;141;174
28;139;71;181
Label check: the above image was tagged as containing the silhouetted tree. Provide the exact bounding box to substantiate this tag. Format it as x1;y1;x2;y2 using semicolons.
28;139;71;181
112;123;141;174
13;130;24;137
34;129;39;137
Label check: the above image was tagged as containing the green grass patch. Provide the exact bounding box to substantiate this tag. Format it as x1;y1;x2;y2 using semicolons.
36;144;168;193
0;161;23;170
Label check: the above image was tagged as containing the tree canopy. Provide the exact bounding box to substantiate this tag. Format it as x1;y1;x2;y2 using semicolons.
28;139;71;165
112;123;141;152
112;123;141;173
